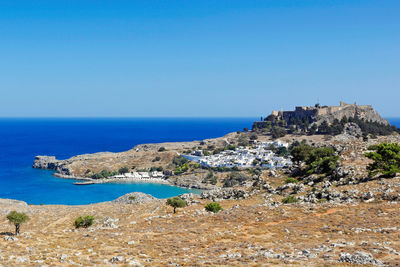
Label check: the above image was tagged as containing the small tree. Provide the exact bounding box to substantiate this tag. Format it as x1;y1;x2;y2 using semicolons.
118;166;129;174
74;215;95;228
365;143;400;178
7;211;29;235
166;197;186;214
205;202;222;213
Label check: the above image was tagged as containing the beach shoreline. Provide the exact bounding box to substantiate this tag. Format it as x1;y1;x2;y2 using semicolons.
53;172;172;185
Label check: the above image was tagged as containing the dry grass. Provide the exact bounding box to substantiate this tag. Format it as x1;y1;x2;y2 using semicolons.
1;194;400;266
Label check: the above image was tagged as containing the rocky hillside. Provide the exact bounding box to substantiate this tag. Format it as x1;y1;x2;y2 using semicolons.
4;133;398;265
253;102;397;137
1;176;400;266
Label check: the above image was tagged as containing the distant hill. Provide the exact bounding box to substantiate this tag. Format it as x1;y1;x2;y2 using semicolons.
253;102;399;138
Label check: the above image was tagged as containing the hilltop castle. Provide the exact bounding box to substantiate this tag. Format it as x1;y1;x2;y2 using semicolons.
270;101;389;126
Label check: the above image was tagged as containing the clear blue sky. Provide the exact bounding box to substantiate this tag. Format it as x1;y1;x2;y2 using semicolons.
0;0;399;117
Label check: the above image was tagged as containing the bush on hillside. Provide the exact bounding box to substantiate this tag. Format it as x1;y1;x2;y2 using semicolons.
285;178;298;184
223;172;250;187
290;144;338;176
271;126;287;139
205;202;222;213
365;143;400;178
282;195;298;204
118;166;129;174
7;211;29;235
74;215;95;229
166;197;186;214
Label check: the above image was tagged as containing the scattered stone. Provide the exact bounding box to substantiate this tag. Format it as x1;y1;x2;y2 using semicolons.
200;188;248;201
110;256;124;263
339;251;383;266
179;193;200;206
4;236;18;241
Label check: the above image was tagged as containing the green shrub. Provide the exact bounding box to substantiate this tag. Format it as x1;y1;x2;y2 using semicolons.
226;145;236;150
203;170;217;185
285;178;298;184
172;155;188;167
205;202;223;213
249;133;258;140
74;215;95;228
203;150;211;156
166;197;186;213
174;163;189;175
118;166;129;174
128;196;136;200
223;172;250;187
365;143;400;178
7;211;29;235
158;147;166;152
282;195;298;204
150;166;164;172
271;126;287;139
152;156;161;162
290;144;338;175
91;169;118;179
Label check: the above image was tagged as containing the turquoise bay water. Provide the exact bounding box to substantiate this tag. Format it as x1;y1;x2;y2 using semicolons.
0;118;254;205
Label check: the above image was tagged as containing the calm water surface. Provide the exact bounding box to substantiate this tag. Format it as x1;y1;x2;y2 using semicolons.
0;118;254;205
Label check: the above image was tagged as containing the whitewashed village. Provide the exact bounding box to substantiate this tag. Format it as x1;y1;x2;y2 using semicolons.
185;140;293;169
112;171;164;180
108;140;293;183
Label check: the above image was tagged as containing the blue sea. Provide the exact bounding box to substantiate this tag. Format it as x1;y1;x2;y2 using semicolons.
0;118;254;205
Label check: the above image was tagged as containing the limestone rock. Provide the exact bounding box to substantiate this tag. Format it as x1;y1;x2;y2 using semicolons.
112;192;157;204
339;251;383;266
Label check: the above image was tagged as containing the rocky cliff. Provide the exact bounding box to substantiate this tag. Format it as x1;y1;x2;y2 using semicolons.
33;155;72;176
275;102;389;126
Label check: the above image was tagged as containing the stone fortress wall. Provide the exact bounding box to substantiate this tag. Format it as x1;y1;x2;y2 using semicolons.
271;101;389;126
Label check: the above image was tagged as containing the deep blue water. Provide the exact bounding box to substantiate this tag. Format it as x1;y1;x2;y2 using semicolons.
0;118;254;205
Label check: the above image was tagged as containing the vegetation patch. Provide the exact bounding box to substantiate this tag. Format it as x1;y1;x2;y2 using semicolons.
74;215;95;228
205;202;223;213
91;169;118;179
118;166;129;174
291;144;338;176
285;178;298;184
365;143;400;178
166;197;186;213
7;211;29;235
202;170;217;185
223;172;250;187
282;195;298;204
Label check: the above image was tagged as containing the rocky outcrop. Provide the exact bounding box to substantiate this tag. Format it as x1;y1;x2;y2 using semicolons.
343;122;362;137
32;156;72;176
256;102;389;130
179;193;201;206
339;251;383;266
33;156;61;170
112;192;157;204
0;198;30;215
314;102;389;126
200;188;248;201
168;174;216;190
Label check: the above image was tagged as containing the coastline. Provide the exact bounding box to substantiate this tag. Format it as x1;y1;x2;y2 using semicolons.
53;172;208;189
54;172;176;185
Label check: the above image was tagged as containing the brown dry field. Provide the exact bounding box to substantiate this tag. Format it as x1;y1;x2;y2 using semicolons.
1;193;400;266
